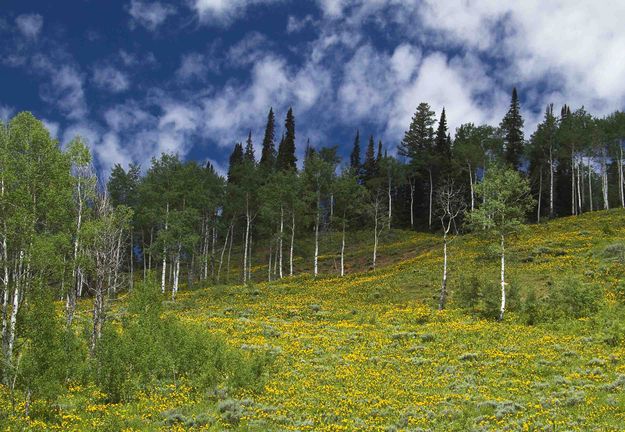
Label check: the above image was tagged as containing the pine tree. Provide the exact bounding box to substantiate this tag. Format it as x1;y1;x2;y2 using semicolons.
227;143;244;183
362;135;377;182
398;102;436;161
501;87;525;169
260;107;276;171
350;129;361;170
377;140;383;163
277;107;297;171
435;108;451;160
244;131;255;163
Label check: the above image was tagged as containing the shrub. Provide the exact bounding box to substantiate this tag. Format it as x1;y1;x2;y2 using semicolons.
93;278;273;402
544;276;602;320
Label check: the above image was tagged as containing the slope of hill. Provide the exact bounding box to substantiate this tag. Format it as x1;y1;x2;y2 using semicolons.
4;210;625;431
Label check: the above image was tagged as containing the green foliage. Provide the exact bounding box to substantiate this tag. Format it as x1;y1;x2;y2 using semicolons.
93;278;272;402
543;277;603;320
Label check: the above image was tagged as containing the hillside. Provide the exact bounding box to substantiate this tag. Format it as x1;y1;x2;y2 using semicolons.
4;209;625;431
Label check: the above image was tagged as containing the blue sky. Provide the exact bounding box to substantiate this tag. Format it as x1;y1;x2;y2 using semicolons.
2;1;625;175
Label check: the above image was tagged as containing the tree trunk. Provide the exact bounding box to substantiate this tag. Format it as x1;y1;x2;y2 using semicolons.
588;158;593;212
129;227;134;290
268;241;272;282
314;191;320;277
499;235;506;321
549;148;554;218
290;212;295;276
7;250;24;360
577;158;582;212
468;163;474;211
428;169;433;229
172;244;181;300
537;167;542;223
409;178;415;228
243;195;250;284
161;203;169;293
571;151;576;215
620;145;624;208
340;218;346;277
387;175;392;229
211;214;217;280
248;225;253;282
279;205;284;279
372;201;379;269
602;148;609;210
217;221;232;284
438;233;448;310
227;225;233;284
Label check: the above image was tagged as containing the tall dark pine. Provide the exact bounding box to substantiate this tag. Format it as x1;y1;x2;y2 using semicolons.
398;102;436;162
227;142;244;183
362;135;377;182
435;108;451;160
500;87;525;169
276;107;297;171
259;107;276;171
244;131;255;162
350;129;361;170
377;140;383;163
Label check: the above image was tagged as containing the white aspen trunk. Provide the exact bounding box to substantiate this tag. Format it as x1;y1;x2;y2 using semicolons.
428;169;433;229
129;227;134;290
148;227;153;271
468;163;474;211
387;176;392;230
438;232;448;310
537;168;542;223
290;212;295;276
588;158;593;212
7;250;24;359
499;235;506;321
620;145;624;208
172;245;181;300
268;241;272;282
409;178;415;228
549;148;554;218
313;191;320;277
279;205;284;279
226;225;233;284
211;215;217;279
1;227;10;354
243;194;250;284
602;149;609;210
248;225;253;282
372;200;379;269
161;203;169;293
577;158;582;212
571;151;576;215
202;216;208;281
217;221;232;283
340;218;346;277
112;233;122;293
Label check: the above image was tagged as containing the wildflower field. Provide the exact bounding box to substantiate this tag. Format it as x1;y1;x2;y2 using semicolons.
3;210;625;431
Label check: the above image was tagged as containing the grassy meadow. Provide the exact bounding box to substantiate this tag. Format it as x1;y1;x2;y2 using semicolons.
3;209;625;431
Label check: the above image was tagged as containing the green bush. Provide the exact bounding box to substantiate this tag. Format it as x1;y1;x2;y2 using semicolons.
544;276;602;320
93;278;273;402
455;274;518;320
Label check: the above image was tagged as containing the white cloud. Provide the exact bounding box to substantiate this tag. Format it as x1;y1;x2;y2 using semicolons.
0;105;15;122
35;59;88;120
128;0;175;31
176;53;209;81
93;66;130;93
286;14;315;33
15;14;43;39
191;0;281;25
42;119;60;139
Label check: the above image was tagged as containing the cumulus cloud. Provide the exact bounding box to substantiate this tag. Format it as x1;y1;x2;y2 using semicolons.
128;0;176;31
35;59;88;120
0;105;15;122
15;14;43;39
176;53;209;81
93;65;130;93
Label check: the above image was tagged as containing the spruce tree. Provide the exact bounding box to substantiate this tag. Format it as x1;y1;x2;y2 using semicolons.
435;108;451;160
260;107;276;171
362;135;377;182
277;107;297;171
350;129;361;170
398;102;436;161
377;140;383;163
500;87;525;169
227;143;244;183
244;131;255;163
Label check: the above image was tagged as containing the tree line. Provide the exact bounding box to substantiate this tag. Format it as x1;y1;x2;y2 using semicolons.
2;88;625;396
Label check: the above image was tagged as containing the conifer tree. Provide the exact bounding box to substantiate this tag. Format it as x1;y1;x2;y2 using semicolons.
277;107;297;171
435;108;451;161
244;131;255;163
501;87;525;169
362;135;377;183
227;143;244;183
350;129;361;171
260;107;276;171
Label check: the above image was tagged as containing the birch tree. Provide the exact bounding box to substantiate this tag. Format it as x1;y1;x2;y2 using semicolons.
466;165;534;321
333;168;366;276
435;181;465;310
